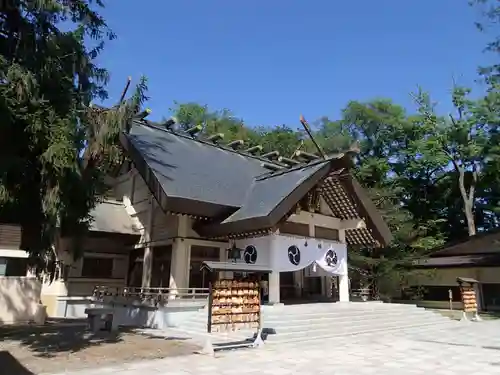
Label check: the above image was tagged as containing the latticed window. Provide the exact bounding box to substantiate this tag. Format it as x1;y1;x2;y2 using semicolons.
81;257;114;278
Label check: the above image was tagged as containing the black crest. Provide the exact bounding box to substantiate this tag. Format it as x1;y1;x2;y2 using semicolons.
287;245;301;266
325;249;338;267
243;245;258;264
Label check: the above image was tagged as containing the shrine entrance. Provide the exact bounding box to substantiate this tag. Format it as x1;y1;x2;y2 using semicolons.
279;268;340;304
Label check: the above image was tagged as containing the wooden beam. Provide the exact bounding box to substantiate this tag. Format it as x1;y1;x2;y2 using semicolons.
287;211;341;229
340;219;366;230
287;211;366;231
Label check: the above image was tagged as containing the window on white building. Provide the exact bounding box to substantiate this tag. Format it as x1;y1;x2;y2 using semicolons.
0;258;7;276
0;257;28;276
81;257;114;278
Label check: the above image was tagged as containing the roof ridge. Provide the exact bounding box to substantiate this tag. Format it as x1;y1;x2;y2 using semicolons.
255;158;331;181
134;119;288;169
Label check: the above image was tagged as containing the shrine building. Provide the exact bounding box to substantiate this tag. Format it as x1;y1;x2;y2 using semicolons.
35;116;393;317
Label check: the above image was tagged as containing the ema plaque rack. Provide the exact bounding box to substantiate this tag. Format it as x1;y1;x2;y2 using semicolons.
457;277;482;321
200;261;272;355
209;279;261;333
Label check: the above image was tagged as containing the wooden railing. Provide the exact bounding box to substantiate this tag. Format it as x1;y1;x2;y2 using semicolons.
92;286;210;306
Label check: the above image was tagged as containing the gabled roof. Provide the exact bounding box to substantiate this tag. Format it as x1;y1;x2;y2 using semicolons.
122;121;284;217
414;253;500;268
198;159;334;237
120;120;393;247
430;228;500;257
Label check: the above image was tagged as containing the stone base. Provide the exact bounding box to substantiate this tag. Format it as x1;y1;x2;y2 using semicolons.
201;338;215;356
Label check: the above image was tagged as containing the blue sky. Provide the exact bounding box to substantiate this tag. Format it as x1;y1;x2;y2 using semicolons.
97;0;493;127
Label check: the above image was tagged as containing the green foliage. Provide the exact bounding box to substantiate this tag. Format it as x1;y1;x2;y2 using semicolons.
170;83;499;299
470;0;500;83
0;0;497;293
0;1;147;271
411;85;500;236
170;99;453;298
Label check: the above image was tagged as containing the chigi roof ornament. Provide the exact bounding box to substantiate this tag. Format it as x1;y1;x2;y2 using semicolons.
299;114;327;159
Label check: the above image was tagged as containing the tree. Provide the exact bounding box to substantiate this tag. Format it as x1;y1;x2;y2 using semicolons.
0;1;147;269
470;0;500;84
412;86;498;237
170;102;260;143
256;125;304;157
333;100;444;298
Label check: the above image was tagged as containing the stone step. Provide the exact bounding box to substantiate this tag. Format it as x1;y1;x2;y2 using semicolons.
265;320;460;345
264;314;452;341
268;314;448;334
272;320;463;346
261;304;424;317
190;315;460;347
263;308;430;323
180;306;434;329
181;311;437;334
183;309;438;327
172;303;458;346
262;302;399;312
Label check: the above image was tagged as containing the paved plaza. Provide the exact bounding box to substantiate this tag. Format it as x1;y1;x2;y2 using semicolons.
48;320;500;375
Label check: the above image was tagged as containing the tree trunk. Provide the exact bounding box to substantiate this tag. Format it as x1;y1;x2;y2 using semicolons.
455;162;477;237
464;202;476;236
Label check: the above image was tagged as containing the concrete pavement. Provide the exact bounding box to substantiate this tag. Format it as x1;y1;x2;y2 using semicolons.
46;320;500;375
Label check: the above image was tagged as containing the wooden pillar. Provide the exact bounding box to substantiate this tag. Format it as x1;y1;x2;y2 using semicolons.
169;215;191;297
338;229;349;302
268;271;280;304
141;195;155;288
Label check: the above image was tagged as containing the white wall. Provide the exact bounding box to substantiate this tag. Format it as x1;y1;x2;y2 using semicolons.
0;277;41;324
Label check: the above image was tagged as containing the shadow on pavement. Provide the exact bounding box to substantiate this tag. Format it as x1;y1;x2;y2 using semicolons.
0;351;35;375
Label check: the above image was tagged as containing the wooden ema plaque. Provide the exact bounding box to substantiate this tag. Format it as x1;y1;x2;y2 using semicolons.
460;286;478;313
208;278;261;333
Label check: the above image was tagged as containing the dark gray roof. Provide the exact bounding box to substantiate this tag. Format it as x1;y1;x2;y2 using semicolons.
122;122;340;222
414;254;500;268
223;161;329;223
126;122;273;208
200;261;272;273
431;228;500;257
201;160;332;236
120;120;391;245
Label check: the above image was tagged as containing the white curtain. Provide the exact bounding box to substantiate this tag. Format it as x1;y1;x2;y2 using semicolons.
314;242;347;276
270;234;347;275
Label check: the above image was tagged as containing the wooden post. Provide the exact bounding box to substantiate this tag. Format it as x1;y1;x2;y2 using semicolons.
207;271;213;334
457;277;481;321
